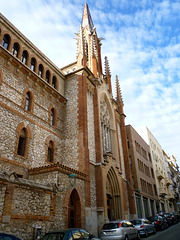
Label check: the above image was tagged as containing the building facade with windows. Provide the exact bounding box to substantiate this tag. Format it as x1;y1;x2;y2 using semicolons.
136;126;178;213
126;125;159;219
0;4;136;239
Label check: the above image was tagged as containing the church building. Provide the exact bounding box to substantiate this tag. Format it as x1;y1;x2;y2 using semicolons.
0;3;136;239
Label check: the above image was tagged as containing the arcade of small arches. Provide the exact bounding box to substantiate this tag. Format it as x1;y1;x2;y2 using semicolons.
1;32;59;90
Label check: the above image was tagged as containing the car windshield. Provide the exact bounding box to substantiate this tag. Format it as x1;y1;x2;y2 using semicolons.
102;223;120;229
131;220;141;225
41;233;65;240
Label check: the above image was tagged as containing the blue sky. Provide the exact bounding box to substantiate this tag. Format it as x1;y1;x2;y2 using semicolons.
1;0;180;166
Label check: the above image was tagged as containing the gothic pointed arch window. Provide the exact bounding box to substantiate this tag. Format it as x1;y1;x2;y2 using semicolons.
100;99;112;154
12;42;19;57
2;34;10;50
17;128;27;157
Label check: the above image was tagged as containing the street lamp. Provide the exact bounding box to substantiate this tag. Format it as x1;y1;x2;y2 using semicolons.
57;173;77;192
69;173;77;188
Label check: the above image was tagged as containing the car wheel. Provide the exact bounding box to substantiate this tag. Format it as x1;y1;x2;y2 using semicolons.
136;232;141;240
124;235;129;240
145;230;148;237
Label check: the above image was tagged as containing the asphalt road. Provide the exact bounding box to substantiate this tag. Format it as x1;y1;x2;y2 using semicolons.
143;222;180;240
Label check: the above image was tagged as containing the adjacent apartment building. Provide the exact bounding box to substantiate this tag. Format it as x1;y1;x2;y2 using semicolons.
136;126;179;213
126;125;159;218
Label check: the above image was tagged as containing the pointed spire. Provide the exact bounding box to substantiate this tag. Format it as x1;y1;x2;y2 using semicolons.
115;75;123;104
104;56;111;77
82;3;94;30
104;56;112;92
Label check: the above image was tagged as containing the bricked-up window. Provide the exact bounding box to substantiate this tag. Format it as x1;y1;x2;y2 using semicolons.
47;141;54;162
12;42;19;57
2;34;10;50
21;50;28;65
17;128;27;156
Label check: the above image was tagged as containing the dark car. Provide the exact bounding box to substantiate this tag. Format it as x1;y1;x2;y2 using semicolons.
130;218;156;237
41;228;101;240
0;233;21;240
170;212;178;224
164;213;173;226
154;216;168;231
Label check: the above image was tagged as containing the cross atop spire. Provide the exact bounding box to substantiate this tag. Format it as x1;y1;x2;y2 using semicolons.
81;3;94;30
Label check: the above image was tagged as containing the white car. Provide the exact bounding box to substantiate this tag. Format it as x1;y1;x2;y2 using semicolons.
130;218;156;237
100;220;140;240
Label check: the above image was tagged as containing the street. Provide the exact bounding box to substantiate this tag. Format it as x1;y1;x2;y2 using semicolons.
143;222;180;240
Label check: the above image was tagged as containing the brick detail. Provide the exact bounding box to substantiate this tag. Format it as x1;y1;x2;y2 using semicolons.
77;72;91;207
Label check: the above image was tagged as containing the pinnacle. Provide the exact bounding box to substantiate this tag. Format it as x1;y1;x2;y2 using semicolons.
81;3;94;30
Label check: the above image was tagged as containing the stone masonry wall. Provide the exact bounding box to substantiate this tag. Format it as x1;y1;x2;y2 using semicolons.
63;74;79;169
0;58;64;169
0;178;54;240
87;89;96;164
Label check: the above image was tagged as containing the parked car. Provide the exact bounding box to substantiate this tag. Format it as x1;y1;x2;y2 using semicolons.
153;215;168;230
100;220;140;240
40;228;101;240
170;212;178;224
164;213;173;226
177;211;180;222
0;233;21;240
130;218;156;237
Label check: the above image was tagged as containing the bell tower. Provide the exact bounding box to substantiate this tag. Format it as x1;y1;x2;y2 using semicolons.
76;3;103;77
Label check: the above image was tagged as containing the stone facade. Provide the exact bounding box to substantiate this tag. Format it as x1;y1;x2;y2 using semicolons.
0;4;136;240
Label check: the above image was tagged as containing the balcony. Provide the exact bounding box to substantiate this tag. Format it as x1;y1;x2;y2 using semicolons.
159;187;167;198
165;177;171;186
167;191;175;201
174;192;179;200
156;169;164;180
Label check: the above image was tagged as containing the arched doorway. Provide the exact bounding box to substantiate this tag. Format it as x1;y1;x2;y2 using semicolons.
68;189;81;228
106;167;122;220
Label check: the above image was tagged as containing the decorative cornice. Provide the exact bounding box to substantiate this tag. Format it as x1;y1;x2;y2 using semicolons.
29;162;87;180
